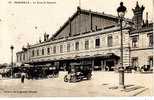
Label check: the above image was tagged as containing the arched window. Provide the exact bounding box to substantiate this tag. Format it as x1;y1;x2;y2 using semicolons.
20;54;22;61
17;55;19;62
148;34;153;47
37;49;39;56
85;40;89;50
149;56;153;68
67;43;70;52
95;37;100;48
42;48;44;55
132;57;138;67
75;41;79;51
32;50;35;57
107;35;113;47
47;47;50;55
23;53;25;60
53;46;56;54
132;36;138;48
60;45;63;53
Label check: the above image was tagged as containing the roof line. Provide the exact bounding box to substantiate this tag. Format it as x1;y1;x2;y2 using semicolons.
50;7;132;40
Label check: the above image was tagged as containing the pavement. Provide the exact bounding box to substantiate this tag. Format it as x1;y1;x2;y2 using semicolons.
0;71;153;97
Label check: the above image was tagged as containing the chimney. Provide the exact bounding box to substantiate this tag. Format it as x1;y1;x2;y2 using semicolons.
69;17;72;36
146;12;149;26
77;6;81;12
44;33;47;41
39;37;42;43
46;34;49;41
132;2;145;30
27;43;30;48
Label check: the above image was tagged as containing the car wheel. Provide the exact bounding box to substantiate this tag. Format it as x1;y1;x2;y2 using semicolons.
70;76;76;83
87;74;91;80
105;67;109;71
141;68;145;72
64;75;68;82
77;76;82;81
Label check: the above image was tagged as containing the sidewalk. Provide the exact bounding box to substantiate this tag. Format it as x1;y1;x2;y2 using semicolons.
0;71;153;97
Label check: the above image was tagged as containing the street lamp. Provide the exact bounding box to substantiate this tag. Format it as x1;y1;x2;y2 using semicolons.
10;45;14;78
117;2;127;89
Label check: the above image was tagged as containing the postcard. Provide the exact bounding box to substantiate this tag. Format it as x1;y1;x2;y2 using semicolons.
0;0;153;98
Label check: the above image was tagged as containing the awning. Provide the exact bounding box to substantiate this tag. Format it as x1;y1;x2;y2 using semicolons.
71;53;119;60
27;53;119;64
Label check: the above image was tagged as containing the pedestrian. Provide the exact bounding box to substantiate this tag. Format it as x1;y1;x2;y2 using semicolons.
21;72;26;83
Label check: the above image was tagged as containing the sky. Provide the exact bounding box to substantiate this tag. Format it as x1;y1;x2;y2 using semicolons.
0;0;153;64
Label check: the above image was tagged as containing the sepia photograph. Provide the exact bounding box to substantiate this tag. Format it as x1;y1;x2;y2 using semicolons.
0;0;153;98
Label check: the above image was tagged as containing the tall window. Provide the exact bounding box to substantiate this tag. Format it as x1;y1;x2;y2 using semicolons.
85;40;89;50
32;50;35;57
47;47;50;55
53;46;56;54
67;43;70;52
148;34;153;47
107;35;113;47
60;45;63;53
132;36;138;48
75;41;79;51
20;54;21;61
17;55;19;62
149;56;153;68
95;37;100;48
23;53;25;60
37;49;39;56
132;57;138;67
42;48;44;55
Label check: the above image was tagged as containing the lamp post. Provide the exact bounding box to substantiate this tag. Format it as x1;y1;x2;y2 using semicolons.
117;2;127;89
10;45;14;78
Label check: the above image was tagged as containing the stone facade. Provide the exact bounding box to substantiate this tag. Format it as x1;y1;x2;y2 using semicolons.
16;2;153;71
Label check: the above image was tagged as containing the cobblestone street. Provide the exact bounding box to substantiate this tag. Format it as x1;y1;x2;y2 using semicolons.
0;72;153;97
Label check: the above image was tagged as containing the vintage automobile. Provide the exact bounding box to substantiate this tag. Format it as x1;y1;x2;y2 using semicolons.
64;63;92;83
93;66;102;71
104;66;115;71
124;66;139;73
46;66;59;78
1;67;12;78
26;64;59;79
140;65;152;72
14;72;21;78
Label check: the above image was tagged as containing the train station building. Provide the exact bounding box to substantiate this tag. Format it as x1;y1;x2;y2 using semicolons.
16;2;153;71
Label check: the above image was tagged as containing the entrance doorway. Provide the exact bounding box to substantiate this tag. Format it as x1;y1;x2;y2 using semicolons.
93;58;102;70
105;60;115;71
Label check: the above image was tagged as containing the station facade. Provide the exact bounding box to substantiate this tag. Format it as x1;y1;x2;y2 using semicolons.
16;2;153;71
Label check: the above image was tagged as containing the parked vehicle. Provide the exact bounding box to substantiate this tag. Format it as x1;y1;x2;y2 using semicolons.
140;65;152;72
125;66;139;73
14;73;21;78
1;67;12;78
64;63;92;83
46;66;59;78
105;66;115;71
93;66;102;71
26;66;59;79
